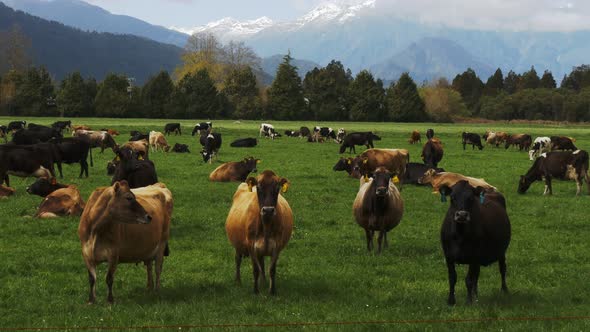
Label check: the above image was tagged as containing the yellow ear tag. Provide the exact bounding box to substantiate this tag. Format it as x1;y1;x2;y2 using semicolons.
247;183;254;192
256;160;261;164
347;160;351;165
281;183;289;193
138;155;144;160
115;156;120;161
393;176;400;184
364;175;369;182
363;159;368;164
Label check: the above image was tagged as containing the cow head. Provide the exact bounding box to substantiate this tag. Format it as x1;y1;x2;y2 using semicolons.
439;180;486;224
417;169;437;185
350;157;369;179
246;170;289;219
242;157;260;174
333;157;353;174
110;181;151;224
115;146;142;172
372;167;396;197
517;175;533;194
26;177;67;197
370;133;382;141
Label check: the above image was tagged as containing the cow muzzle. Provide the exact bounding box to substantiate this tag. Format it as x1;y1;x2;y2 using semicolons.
137;214;152;224
261;206;276;216
376;187;388;196
454;211;470;223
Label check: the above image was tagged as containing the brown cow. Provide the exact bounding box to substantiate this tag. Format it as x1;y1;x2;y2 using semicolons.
74;130;118;153
350;148;409;180
0;185;16;198
209;157;260;182
149;131;170;152
353;167;404;253
408;130;421;144
35;186;85;218
505;134;532;151
78;182;172;304
422;138;444;168
418;169;497;194
72;125;91;132
122;139;149;160
101;129;120;137
225;170;293;295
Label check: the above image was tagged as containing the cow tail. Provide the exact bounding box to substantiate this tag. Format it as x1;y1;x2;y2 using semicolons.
164;243;170;256
89;146;94;167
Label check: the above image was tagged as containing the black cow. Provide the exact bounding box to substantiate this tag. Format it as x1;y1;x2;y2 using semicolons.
0;145;54;187
26;178;68;197
403;163;445;185
129;132;149;141
7;121;26;131
164;123;182;136
426;129;435;140
422;139;444;168
230;138;257;148
171;143;190;153
200;133;222;163
111;147;158;189
51;120;72;133
284;130;300;137
518;150;589;196
314;127;337;141
339;132;381;154
27;123;49;130
13;128;62;145
462;132;483;150
192;122;212;136
56;137;93;178
439;181;511;305
300;126;311;138
550;136;577;151
333;157;354;176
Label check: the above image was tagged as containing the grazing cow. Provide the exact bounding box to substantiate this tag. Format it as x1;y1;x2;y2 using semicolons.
0;125;7;142
230;138;257;148
74;130;117;153
164;123;181;136
56;137;93;178
8;120;26;131
100;129;120;137
225;170;293;294
403;163;445;185
122;139;149;160
307;131;325;143
72;125;91;132
129;132;149;142
518;150;589;196
112;147;158;188
550;136;577;151
350;149;410;181
26;177;68;197
260;123;279;139
314;127;337;141
0;185;16;198
462;132;484;150
78;181;172;304
299;126;311;138
418;169;497;194
13;128;63;144
336;128;346;143
333;157;354;176
409;130;421;144
353;167;404;253
484;131;500;147
284;130;300;137
426;129;434;140
422;138;444;168
439;180;511;305
200;133;222;163
52;120;72;133
171;143;190;153
149;131;170;152
0;145;55;187
505;134;532;151
529;137;552;161
339;132;381;154
209;157;260;182
35;186;85;219
192;122;212;136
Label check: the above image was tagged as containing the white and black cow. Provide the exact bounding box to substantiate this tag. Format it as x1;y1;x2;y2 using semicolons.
314;126;337;142
192;122;212;136
336;128;346;143
200;132;222;163
528;137;551;161
259;123;279;139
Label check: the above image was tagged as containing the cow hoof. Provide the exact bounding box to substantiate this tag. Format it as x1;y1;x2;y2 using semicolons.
447;297;456;306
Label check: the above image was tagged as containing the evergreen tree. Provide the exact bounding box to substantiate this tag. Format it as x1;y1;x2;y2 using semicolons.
539;70;556;89
451;68;484;112
519;66;540;90
142;71;174;118
484;68;504;96
10;66;55;116
348;70;385;121
267;53;304;120
223;66;261;119
57;72;95;117
94;73;132;117
302;60;351;121
387;72;428;122
503;70;520;94
170;69;220;119
561;65;590;91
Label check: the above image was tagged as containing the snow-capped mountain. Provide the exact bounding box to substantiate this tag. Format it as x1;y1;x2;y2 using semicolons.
170;16;274;40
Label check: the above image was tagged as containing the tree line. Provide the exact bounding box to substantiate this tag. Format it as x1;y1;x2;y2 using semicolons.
1;31;590;122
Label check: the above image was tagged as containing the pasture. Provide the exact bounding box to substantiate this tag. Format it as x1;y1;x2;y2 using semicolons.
1;117;589;331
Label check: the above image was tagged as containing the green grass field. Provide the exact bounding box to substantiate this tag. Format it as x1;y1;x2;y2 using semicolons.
1;117;589;331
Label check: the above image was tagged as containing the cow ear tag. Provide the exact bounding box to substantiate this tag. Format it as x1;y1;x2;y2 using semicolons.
440;193;447;203
363;159;368;164
363;175;369;182
281;183;289;193
347;160;351;165
393;176;399;184
480;192;485;204
256;160;261;164
247;183;254;192
115;156;120;161
138;155;144;160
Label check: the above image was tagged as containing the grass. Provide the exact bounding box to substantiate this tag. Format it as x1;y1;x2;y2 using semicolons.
0;117;589;331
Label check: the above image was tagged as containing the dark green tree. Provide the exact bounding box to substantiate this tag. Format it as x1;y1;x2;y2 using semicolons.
142;71;174;118
223;66;261;119
303;60;351;121
452;68;484;112
484;68;504;96
503;70;520;94
11;66;55;116
267;53;304;120
348;70;385;121
57;72;95;117
539;70;556;89
387;72;428;122
94;73;133;117
170;69;220;119
561;65;590;91
519;66;540;90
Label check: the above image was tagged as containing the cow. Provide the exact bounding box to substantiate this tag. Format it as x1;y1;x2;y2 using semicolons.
426;129;434;140
225;170;293;295
52;120;72;133
408;130;421;144
78;181;172;304
518;150;589;196
26;177;68;197
353;167;404;254
209;157;260;182
0;125;7;142
171;143;190;153
230;138;257;148
339;132;381;154
260;123;279;139
192;122;212;136
505;134;532;151
13;128;62;145
122;139;149;160
7;120;26;131
0;145;54;187
550;136;577;151
56;137;93;178
0;185;16;198
299;126;311;138
284;130;300;137
35;186;85;219
422;138;444;168
314;126;337;141
164;123;181;136
200;133;222;163
149;131;170;152
350;149;410;181
418;169;497;194
307;131;324;143
74;130;117;153
72;125;91;132
333;157;354;176
403;163;445;185
462;132;483;150
529;137;552;161
27;123;49;130
129;132;149;142
111;147;158;189
100;129;120;137
336;128;346;143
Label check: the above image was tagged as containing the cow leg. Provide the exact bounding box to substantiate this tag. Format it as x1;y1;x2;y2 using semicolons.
466;264;480;304
445;259;457;305
57;162;63;178
462;142;466;150
145;260;154;291
85;261;97;304
544;176;553;195
154;250;164;291
576;176;582;196
365;229;373;252
269;250;279;295
499;255;509;293
1;173;8;187
234;251;242;284
251;254;261;294
106;259;118;304
383;232;389;249
259;256;267;283
377;231;385;254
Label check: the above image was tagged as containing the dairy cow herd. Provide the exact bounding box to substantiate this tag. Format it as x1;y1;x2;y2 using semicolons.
1;120;588;306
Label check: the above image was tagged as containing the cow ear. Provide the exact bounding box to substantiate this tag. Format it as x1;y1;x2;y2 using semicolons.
113;181;121;193
280;178;290;193
246;177;257;192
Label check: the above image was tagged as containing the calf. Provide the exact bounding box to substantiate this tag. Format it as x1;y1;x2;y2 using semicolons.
403;163;445;185
260;123;279;139
7;120;26;131
550;136;577;151
422;138;444;168
408;130;421;144
149;131;170;152
200;133;222;163
462;132;483;150
26;177;68;197
529;137;551;161
439;180;511;305
426;128;434;140
209;157;260;182
164;123;181;136
192;122;212;136
171;143;190;153
78;181;172;304
350;148;409;181
339;132;381;154
418;169;497;194
225;170;293;294
230;138;257;148
518;150;589;196
112;147;158;188
35;186;85;218
353;167;404;253
52;120;72;133
505;134;532;151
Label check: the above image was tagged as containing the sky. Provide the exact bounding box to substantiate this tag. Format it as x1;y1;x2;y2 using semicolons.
83;0;590;32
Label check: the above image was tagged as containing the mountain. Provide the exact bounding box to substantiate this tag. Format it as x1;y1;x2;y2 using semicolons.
0;2;183;84
3;0;189;47
261;55;320;79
